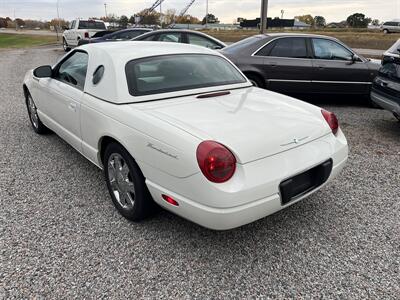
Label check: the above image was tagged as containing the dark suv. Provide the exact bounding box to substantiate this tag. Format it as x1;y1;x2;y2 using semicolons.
371;40;400;121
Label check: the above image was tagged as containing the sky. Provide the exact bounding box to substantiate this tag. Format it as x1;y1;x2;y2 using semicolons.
0;0;399;23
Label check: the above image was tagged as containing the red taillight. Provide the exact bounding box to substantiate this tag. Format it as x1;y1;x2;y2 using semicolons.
162;194;179;206
196;141;236;183
84;32;89;38
321;109;339;135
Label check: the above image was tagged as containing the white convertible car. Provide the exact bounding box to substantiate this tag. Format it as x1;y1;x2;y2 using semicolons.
23;42;348;230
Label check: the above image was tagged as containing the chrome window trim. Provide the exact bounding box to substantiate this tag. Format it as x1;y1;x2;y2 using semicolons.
251;35;366;63
251;36;311;59
267;79;371;85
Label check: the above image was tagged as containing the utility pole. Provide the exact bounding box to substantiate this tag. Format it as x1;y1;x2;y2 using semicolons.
104;3;107;18
14;8;17;31
281;9;284;19
260;0;268;34
160;0;162;28
205;0;208;28
56;0;60;41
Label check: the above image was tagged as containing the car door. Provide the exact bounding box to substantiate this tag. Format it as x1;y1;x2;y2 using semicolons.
254;37;314;93
311;38;371;94
69;20;78;45
38;50;88;151
65;20;75;44
187;33;223;49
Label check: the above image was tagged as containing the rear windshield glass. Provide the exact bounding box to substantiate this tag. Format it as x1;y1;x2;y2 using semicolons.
125;54;246;96
379;62;400;80
78;21;106;30
222;35;264;54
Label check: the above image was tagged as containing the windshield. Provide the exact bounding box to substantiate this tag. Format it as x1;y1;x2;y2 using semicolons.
78;21;106;30
125;54;247;96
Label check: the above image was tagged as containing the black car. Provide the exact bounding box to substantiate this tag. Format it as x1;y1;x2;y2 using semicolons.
221;33;381;105
371;39;400;121
131;29;226;50
78;28;152;46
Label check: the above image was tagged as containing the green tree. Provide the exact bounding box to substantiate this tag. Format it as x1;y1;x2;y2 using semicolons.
202;13;219;25
295;14;315;26
138;11;160;25
119;15;129;28
0;17;8;28
346;13;371;28
314;16;326;27
371;19;380;26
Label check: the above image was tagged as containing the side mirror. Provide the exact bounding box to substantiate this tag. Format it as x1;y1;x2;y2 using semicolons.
33;65;53;78
62;25;69;30
347;54;360;65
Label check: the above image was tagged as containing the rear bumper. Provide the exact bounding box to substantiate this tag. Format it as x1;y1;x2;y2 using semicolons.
146;156;347;230
371;90;400;115
145;131;348;230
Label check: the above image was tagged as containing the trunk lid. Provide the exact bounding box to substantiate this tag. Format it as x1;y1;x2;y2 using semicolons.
138;87;331;163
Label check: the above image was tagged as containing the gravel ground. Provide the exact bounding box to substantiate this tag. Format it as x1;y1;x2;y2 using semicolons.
0;46;399;299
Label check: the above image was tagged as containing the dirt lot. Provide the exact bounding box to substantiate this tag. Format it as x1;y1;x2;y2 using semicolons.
205;29;400;50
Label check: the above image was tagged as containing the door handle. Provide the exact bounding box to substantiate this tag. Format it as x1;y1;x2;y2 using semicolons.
68;102;77;112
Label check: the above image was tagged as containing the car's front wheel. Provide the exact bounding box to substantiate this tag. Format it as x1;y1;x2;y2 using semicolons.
246;73;265;88
103;143;156;221
26;93;49;134
62;38;70;52
383;29;389;34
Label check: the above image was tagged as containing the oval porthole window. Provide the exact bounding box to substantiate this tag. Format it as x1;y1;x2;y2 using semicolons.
92;65;105;85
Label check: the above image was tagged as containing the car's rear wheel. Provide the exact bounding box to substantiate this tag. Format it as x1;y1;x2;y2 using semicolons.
103;143;156;221
246;73;265;88
63;38;70;52
26;93;49;134
383;29;389;34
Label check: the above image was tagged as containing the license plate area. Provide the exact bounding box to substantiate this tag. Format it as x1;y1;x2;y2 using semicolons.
279;159;333;205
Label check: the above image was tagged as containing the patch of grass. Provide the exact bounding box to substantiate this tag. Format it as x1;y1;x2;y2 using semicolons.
203;29;400;50
0;33;58;48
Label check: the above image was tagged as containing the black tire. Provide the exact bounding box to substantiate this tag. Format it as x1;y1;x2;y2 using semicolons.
366;95;382;109
62;38;70;52
246;73;265;88
26;92;50;134
103;142;156;221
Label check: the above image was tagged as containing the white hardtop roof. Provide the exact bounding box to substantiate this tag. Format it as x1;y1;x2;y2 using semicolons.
79;41;248;104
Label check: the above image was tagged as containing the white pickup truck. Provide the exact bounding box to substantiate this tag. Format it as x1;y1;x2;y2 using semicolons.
62;19;107;51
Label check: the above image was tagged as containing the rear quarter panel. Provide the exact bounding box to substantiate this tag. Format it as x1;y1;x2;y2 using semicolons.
80;94;201;180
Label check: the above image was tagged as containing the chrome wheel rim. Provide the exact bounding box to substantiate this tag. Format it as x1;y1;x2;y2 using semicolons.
107;153;135;209
28;95;39;129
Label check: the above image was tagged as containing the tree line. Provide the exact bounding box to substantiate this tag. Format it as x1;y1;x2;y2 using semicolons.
295;13;380;28
0;8;219;30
